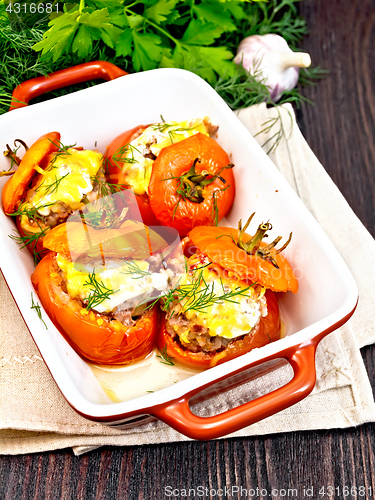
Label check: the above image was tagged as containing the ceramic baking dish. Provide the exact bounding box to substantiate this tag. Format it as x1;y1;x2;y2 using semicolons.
0;62;358;439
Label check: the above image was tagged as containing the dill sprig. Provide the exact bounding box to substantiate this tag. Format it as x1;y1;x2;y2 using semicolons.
90;176;129;197
121;260;151;280
10;202;55;221
149;122;200;144
37;172;70;196
49;138;76;154
111;143;142;167
30;292;48;329
83;272;118;310
157;346;175;366
161;265;254;316
214;67;272;110
254;107;294;155
43;139;78;171
9;226;49;264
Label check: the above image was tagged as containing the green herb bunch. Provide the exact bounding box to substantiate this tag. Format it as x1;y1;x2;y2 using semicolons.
0;0;326;116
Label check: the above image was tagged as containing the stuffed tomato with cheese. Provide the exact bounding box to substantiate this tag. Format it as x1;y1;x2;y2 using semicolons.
31;219;173;365
157;214;298;369
2;131;105;262
104;118;235;235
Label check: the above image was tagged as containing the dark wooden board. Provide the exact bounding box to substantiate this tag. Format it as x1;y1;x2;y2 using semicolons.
1;0;375;498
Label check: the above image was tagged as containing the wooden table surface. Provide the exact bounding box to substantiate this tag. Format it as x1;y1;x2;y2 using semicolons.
2;0;375;498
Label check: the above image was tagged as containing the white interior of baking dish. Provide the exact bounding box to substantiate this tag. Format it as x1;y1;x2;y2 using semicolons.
0;69;358;417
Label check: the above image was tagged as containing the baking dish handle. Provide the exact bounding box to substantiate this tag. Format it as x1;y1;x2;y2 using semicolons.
9;61;128;111
153;340;318;440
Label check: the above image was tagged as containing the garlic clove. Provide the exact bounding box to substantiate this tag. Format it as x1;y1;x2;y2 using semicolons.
276;51;311;71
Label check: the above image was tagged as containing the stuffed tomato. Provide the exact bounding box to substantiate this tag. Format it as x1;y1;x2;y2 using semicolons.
2;132;105;262
104;118;235;235
157;214;298;369
31;219;173;365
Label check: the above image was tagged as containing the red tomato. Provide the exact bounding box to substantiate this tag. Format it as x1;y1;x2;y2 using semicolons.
31;252;159;365
157;290;280;369
148;133;235;237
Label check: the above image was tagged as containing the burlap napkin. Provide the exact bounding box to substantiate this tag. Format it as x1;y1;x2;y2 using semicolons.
1;104;375;456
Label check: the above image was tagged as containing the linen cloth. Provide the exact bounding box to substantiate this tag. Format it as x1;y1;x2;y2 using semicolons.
1;103;374;455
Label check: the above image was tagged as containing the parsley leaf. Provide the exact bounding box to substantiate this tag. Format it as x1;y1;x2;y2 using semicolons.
115;28;133;58
181;19;226;46
33;9;80;62
132;31;163;71
71;24;94;58
192;3;237;32
144;0;179;24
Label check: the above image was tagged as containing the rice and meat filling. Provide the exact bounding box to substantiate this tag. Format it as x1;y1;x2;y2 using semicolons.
20;148;105;230
54;246;268;348
54;253;175;327
162;255;268;354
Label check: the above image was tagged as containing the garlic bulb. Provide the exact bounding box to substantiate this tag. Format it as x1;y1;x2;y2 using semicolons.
234;34;311;101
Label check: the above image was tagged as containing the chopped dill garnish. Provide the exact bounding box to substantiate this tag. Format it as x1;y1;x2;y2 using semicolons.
90;176;129;197
37;172;70;196
46;139;80;169
49;138;76;155
157;346;175;366
30;292;47;329
83;272;118;310
10;202;55;221
149;121;200;143
161;265;254;315
9;226;49;264
121;260;151;280
111;143;142;167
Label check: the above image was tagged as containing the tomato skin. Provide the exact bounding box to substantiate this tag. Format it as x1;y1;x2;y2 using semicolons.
2;131;60;215
148;133;235;237
128;192;160;227
104;124;159;226
188;226;298;293
104;124;148;185
157;290;280;369
31;252;159;365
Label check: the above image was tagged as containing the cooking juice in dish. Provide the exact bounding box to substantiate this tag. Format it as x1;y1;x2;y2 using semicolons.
88;352;203;403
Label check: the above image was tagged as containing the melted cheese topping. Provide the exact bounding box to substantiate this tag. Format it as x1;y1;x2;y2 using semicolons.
178;265;268;341
56;255;173;314
28;149;103;215
121;118;212;195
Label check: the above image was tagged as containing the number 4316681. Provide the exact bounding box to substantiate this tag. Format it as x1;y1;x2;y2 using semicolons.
319;485;372;496
6;3;59;14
